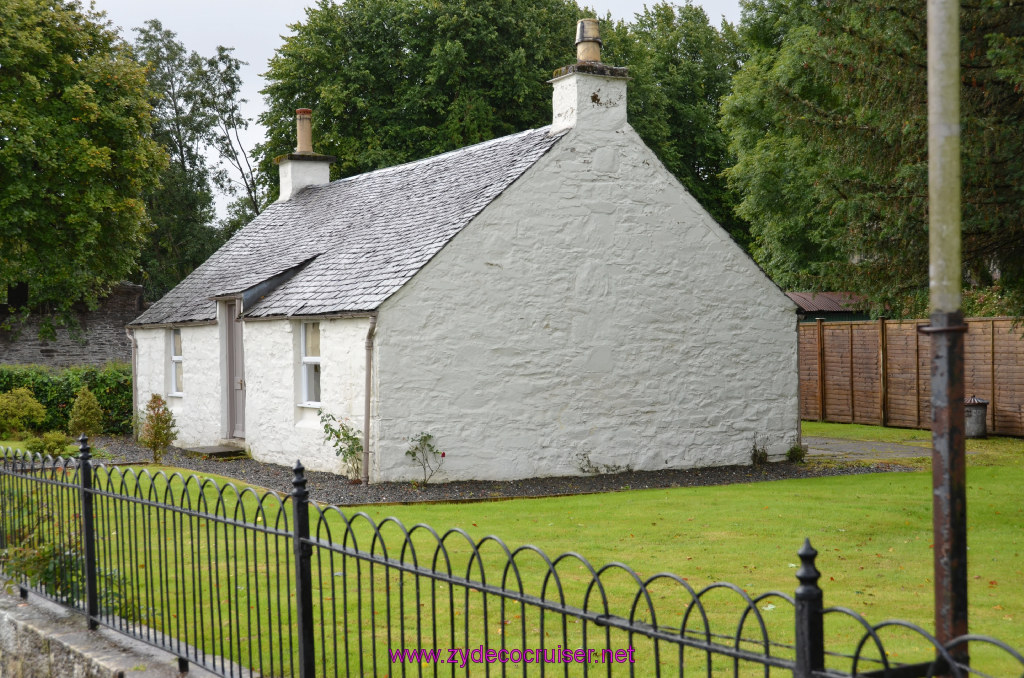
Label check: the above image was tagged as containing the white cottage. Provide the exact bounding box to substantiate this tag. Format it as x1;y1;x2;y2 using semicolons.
129;21;800;483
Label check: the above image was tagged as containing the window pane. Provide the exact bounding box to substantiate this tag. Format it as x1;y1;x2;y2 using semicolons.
305;363;321;402
174;362;183;393
304;322;320;357
172;329;182;357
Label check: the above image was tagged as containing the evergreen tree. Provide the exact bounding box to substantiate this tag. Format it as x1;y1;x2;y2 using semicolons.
721;0;1024;315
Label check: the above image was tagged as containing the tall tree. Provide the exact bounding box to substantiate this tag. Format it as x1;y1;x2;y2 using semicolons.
721;0;1024;315
0;0;164;332
258;0;747;246
603;3;747;244
131;21;260;300
257;0;585;193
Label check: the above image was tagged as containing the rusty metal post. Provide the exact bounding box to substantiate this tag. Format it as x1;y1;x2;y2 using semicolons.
920;318;968;664
927;0;968;666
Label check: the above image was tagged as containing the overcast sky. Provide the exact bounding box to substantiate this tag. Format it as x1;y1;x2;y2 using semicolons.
88;0;743;213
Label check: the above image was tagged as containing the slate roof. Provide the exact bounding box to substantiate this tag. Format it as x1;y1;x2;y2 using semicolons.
131;126;565;326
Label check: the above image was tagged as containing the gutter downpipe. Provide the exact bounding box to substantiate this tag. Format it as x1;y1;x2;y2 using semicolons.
125;327;139;438
362;314;377;485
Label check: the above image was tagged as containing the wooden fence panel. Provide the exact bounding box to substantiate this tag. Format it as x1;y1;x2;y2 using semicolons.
963;320;995;429
798;325;821;420
823;324;853;422
994;319;1024;436
884;322;922;429
852;323;882;425
799;317;1023;436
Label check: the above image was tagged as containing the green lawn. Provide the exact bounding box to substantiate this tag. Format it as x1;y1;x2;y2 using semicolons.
3;425;1022;676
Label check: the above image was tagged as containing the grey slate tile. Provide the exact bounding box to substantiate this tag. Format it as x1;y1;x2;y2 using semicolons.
131;127;564;325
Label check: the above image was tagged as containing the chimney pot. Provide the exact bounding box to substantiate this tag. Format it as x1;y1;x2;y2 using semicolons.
295;108;313;154
274;107;335;201
576;18;602;62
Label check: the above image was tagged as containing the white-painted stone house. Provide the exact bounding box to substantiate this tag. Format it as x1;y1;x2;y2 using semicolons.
129;21;800;483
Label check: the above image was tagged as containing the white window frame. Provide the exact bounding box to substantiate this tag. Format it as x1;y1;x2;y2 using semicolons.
169;328;184;396
300;322;321;406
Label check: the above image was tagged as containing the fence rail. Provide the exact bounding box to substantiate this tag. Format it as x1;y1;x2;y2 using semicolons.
798;317;1024;436
2;440;1023;677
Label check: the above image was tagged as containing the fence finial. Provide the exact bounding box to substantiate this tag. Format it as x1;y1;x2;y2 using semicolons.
796;538;820;595
795;538;825;677
292;460;308;498
77;434;90;461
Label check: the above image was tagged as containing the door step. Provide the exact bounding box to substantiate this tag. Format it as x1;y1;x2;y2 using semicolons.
183;443;248;460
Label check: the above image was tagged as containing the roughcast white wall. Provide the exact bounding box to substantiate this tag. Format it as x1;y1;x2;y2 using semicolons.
244;317;369;474
371;118;799;481
134;324;222;447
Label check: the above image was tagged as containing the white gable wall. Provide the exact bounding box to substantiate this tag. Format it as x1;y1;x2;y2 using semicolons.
243;316;369;473
133;324;222;446
371;123;799;482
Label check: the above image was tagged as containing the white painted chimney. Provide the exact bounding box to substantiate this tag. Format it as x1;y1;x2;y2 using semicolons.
549;19;629;134
274;108;336;201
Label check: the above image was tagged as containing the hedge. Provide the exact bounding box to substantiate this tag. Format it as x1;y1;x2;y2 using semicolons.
0;363;133;435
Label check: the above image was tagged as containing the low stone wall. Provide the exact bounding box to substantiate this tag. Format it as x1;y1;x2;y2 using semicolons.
0;283;144;367
0;590;215;678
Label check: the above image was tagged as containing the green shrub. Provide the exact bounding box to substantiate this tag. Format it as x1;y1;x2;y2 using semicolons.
786;445;807;463
43;431;72;456
22;431;71;456
0;487;84;603
319;409;362;478
406;432;445;485
0;486;142;619
0;364;132;434
67;386;104;437
751;438;769;466
0;387;47;434
138;393;177;463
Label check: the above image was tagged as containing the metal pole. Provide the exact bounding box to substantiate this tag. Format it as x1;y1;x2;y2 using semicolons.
794;539;824;678
291;461;316;678
78;435;99;630
927;0;968;665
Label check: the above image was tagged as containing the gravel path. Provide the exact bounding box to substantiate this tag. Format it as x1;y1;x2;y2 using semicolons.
73;435;915;507
77;438;913;507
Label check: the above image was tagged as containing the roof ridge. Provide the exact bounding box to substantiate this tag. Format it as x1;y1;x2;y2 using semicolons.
305;126;559;191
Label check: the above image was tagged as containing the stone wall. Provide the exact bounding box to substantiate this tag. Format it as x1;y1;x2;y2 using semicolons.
0;283;143;367
0;590;216;677
372;103;800;482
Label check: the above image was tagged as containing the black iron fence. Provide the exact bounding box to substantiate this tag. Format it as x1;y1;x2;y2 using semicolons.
1;439;1022;677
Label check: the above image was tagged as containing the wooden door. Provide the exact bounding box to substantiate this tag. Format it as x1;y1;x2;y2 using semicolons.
226;301;245;438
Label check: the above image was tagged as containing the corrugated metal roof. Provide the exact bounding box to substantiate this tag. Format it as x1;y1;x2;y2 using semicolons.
785;292;866;313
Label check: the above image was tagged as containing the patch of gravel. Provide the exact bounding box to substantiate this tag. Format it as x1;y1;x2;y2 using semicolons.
85;435;914;507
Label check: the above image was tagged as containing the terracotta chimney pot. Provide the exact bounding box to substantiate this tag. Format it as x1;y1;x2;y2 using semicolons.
295;108;313;154
576;18;602;62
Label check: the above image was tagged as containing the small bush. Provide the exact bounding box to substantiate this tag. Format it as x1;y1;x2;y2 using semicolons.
0;387;47;434
319;409;362;478
751;438;769;466
786;445;807;463
138;393;177;463
67;386;104;437
0;487;84;602
23;437;44;454
406;432;445;485
43;431;72;456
